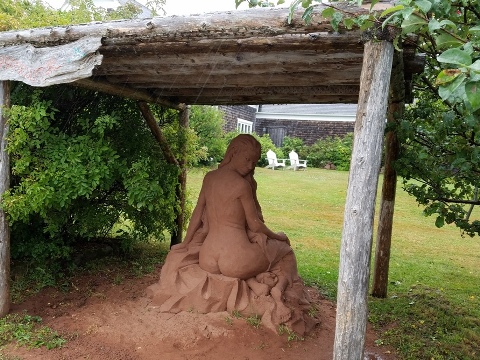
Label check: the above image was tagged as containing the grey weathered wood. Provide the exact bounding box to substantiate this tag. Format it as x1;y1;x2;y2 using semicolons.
95;58;362;77
0;5;423;105
105;71;361;87
372;50;405;298
333;40;394;360
74;78;185;109
0;5;354;47
0;37;102;86
0;81;10;317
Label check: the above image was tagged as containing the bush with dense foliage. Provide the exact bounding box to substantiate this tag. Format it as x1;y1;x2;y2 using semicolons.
4;85;180;280
188;106;227;165
304;133;353;170
281;136;306;159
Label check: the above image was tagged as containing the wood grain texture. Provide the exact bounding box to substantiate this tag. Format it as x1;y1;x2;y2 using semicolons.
0;5;422;105
334;40;394;360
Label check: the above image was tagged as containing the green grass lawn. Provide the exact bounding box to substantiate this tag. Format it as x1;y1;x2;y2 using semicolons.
187;166;480;359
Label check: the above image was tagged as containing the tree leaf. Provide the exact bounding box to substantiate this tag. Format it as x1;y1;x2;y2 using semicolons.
369;0;379;11
465;81;480;111
428;18;441;33
437;48;472;66
435;216;445;228
401;13;427;34
331;11;343;33
343;17;355;30
435;33;464;49
468;60;480;73
469;26;480;34
302;6;314;24
301;0;312;8
436;69;461;86
321;7;335;19
438;19;456;31
414;0;432;14
438;73;466;101
380;4;403;17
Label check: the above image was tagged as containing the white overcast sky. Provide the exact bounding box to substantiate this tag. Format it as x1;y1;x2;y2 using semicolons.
41;0;275;16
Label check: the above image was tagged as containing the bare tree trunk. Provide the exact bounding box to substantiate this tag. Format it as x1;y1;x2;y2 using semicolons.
137;102;190;247
333;41;393;360
0;81;11;317
371;50;405;298
138;102;180;167
170;107;190;247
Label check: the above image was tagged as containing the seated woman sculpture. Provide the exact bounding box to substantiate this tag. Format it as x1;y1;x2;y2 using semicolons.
147;134;317;334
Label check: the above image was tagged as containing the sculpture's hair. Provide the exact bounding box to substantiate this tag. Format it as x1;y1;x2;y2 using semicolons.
219;134;261;168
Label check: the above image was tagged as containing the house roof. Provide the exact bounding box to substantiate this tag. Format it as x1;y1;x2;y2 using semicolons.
0;4;423;108
258;104;357;116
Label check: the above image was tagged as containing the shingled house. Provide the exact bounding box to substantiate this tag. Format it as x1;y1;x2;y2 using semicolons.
219;104;356;147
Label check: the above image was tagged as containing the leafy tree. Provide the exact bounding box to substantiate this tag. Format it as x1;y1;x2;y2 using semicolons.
188;106;227;165
263;0;480;235
0;0;174;282
0;0;165;31
4;85;179;277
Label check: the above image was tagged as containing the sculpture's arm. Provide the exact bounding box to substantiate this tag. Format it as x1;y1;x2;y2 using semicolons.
245;173;264;222
239;182;289;244
181;188;206;246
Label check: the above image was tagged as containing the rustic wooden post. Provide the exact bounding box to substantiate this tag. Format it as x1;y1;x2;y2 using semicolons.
0;81;11;317
371;50;405;298
171;106;190;247
333;40;393;360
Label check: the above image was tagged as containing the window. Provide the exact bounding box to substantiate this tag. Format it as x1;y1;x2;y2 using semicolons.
236;118;253;134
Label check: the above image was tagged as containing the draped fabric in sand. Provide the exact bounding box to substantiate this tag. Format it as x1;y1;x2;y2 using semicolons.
146;236;319;336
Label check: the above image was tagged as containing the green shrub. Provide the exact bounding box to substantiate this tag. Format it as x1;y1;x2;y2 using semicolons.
4;86;180;282
281;136;306;158
189;106;227;165
305;133;353;170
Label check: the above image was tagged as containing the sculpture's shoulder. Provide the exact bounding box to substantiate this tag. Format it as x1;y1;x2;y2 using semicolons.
203;168;250;193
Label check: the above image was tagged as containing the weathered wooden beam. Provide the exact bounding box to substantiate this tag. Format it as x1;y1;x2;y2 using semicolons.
99;50;364;67
99;33;365;54
333;40;394;360
0;81;11;317
107;71;362;88
0;5;365;47
0;37;103;87
160;94;359;105
94;60;363;77
73;78;185;110
152;85;360;98
151;85;361;104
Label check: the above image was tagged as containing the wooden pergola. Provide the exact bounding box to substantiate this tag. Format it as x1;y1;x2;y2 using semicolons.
0;4;423;359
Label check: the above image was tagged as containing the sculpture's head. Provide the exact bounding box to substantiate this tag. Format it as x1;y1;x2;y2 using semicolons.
219;134;261;175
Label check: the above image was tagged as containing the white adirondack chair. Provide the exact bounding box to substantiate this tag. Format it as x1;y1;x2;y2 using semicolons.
265;149;286;170
288;150;307;171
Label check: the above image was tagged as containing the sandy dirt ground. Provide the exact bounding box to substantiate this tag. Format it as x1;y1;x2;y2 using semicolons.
3;266;397;360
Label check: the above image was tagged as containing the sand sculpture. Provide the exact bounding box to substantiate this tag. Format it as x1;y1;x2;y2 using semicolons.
147;134;318;335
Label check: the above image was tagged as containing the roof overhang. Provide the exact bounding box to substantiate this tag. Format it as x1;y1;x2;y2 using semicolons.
0;4;423;107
